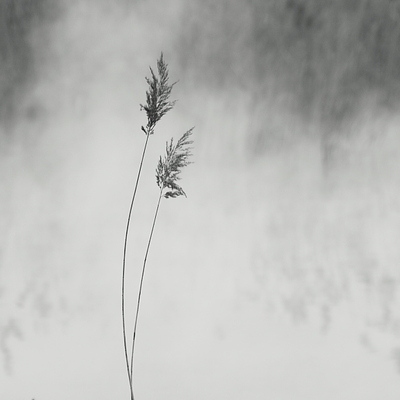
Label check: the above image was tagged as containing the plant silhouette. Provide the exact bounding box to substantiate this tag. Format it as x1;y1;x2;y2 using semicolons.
121;54;193;400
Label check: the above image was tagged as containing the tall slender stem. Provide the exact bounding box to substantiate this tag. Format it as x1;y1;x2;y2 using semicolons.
122;133;150;400
129;187;164;383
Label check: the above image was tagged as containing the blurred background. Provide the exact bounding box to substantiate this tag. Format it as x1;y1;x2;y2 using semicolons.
1;0;400;399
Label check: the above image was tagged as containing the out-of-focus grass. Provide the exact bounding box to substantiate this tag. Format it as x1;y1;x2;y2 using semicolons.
178;0;400;119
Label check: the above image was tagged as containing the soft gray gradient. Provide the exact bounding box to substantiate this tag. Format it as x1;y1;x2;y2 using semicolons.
1;1;400;399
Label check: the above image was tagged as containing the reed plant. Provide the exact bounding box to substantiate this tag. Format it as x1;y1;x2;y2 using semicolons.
121;53;193;400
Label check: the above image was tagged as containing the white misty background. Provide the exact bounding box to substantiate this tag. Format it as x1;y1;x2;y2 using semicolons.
1;1;400;399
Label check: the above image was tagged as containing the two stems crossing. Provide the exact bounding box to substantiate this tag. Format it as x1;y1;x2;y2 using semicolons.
121;133;150;400
129;187;163;379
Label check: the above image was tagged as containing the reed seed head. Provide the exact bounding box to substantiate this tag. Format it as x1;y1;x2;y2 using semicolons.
140;53;176;135
156;128;194;198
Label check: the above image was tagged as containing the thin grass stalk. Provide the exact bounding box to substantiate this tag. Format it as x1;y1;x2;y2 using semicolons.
122;132;151;400
129;186;164;384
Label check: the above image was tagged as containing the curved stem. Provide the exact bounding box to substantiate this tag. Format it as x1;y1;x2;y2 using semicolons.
122;133;150;400
129;187;164;383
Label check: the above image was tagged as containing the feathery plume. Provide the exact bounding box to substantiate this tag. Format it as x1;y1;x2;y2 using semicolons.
140;53;176;135
156;128;194;198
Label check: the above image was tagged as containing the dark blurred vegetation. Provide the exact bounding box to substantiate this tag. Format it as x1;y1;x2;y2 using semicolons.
0;0;54;126
4;0;400;143
177;0;400;153
250;0;400;119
